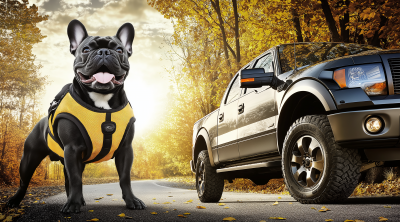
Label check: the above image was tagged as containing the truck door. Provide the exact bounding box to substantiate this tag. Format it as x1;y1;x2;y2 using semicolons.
217;74;241;162
237;52;278;159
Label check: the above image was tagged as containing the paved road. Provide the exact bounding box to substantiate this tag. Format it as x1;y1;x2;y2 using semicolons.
18;180;400;222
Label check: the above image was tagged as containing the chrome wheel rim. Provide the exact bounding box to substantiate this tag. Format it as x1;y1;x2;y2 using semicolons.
197;161;205;196
290;135;325;188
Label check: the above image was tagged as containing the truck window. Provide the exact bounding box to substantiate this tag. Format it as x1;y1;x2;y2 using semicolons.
254;53;274;72
225;76;240;104
245;54;273;94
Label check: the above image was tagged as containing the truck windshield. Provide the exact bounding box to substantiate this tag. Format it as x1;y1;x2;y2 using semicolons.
278;43;380;73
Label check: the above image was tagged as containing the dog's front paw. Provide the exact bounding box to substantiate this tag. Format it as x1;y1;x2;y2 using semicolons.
6;195;23;208
124;196;146;210
81;197;86;206
61;199;82;213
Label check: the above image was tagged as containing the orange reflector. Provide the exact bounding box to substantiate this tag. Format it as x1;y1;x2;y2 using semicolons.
333;69;346;88
241;78;254;83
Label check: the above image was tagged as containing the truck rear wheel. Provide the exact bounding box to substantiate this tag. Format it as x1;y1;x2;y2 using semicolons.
196;150;224;202
282;115;361;204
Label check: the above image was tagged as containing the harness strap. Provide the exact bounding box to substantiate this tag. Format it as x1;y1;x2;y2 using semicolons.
85;112;116;163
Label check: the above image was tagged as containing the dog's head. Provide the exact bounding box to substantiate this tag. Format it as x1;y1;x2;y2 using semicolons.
67;19;134;93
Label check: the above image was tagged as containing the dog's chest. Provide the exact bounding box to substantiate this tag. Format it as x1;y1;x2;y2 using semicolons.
88;92;113;109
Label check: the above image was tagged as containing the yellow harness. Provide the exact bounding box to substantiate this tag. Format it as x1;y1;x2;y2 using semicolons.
47;86;134;163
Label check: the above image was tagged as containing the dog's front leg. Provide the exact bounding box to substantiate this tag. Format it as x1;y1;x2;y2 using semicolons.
61;145;85;213
115;124;146;210
57;119;86;213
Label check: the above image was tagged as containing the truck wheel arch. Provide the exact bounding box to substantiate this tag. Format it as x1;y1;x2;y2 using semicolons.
193;128;216;169
277;79;337;154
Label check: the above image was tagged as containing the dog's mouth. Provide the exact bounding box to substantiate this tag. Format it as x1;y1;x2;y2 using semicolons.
78;65;125;85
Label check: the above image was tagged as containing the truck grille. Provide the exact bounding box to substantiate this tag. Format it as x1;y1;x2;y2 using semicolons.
388;58;400;94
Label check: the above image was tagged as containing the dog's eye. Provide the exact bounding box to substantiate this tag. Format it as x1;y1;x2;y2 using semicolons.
82;47;90;53
116;48;123;54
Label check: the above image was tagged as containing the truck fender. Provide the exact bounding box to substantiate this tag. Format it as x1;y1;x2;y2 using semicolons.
194;128;216;168
279;79;337;113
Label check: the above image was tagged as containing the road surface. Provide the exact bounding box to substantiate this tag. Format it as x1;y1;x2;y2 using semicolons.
17;180;400;221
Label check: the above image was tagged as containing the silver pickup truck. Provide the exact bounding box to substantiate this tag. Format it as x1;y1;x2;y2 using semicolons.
191;42;400;204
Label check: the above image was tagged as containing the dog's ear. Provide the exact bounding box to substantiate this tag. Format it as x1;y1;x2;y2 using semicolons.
67;19;88;55
116;23;135;57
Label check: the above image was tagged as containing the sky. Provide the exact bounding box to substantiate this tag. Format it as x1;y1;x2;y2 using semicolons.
28;0;174;137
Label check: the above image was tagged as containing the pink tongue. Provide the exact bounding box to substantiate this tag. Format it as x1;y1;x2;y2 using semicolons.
93;72;114;84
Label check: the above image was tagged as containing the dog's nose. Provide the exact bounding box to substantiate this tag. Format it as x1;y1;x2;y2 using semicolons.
97;48;110;56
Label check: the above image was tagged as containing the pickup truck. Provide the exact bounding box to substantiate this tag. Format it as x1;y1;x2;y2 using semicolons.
191;42;400;204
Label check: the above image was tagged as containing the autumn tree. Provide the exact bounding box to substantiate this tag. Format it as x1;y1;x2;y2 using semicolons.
0;0;48;186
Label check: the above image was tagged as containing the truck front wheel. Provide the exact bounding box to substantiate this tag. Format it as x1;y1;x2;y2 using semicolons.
196;150;224;202
282;115;361;204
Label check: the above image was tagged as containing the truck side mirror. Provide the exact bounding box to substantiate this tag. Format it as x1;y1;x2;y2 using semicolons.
240;68;275;88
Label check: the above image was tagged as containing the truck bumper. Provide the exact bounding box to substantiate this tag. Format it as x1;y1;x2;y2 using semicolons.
328;107;400;161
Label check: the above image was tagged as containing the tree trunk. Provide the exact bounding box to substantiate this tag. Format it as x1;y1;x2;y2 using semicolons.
211;0;232;68
232;0;241;66
339;0;349;42
319;0;342;42
370;15;388;48
291;1;303;42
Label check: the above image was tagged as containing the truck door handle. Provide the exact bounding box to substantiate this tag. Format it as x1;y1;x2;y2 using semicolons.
238;103;244;114
219;113;224;122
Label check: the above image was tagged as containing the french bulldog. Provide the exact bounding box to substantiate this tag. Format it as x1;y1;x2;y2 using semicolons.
6;19;146;213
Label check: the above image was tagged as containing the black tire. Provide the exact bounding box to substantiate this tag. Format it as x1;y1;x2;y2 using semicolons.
196;150;224;202
282;115;361;204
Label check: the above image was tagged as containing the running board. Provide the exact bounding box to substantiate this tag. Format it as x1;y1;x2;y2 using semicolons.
216;160;281;173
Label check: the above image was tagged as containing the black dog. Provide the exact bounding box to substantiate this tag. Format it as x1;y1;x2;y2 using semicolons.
6;20;146;213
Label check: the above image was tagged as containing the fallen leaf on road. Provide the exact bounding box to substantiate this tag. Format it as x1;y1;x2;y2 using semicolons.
88;210;94;212
384;206;391;208
0;214;5;220
107;194;113;196
33;201;38;203
289;202;293;204
178;215;187;218
260;220;267;222
95;201;99;202
344;220;354;222
4;216;13;222
187;199;193;203
269;217;286;220
86;218;99;221
223;217;236;221
152;198;156;200
165;211;169;213
168;196;173;197
218;203;226;206
112;199;118;201
325;219;333;221
163;202;172;204
94;197;103;200
125;216;133;219
118;213;125;217
278;197;281;199
272;201;278;206
224;207;229;209
196;206;206;209
319;206;331;212
355;220;365;222
184;213;190;215
41;202;46;204
173;200;176;202
379;217;388;221
173;209;177;211
311;207;317;210
150;212;157;215
153;202;159;204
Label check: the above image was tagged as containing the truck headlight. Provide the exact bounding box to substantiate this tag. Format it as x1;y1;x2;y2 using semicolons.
333;64;387;96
